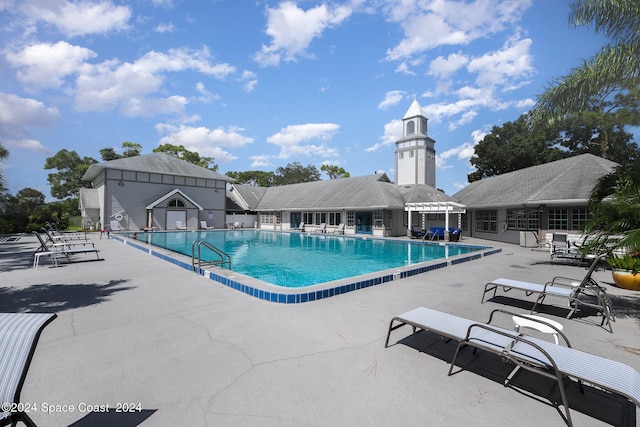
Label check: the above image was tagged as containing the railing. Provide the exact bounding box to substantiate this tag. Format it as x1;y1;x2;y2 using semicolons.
191;240;231;273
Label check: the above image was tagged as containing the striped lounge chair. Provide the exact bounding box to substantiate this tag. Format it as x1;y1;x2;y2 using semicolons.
385;307;640;427
1;313;57;427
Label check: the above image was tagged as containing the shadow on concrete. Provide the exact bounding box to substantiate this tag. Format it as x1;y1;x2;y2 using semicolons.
0;237;41;272
0;280;134;312
397;331;637;427
68;409;156;427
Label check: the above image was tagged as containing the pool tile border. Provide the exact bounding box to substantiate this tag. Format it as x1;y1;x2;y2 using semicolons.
112;235;501;304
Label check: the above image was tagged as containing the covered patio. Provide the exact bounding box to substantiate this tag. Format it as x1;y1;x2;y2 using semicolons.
405;201;466;240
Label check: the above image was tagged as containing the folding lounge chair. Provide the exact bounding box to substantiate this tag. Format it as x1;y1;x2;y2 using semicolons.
331;223;345;235
316;223;326;233
1;312;57;427
482;255;614;332
176;221;188;230
385;307;640;426
41;228;94;249
291;222;305;232
200;221;214;230
31;231;101;269
109;220;123;232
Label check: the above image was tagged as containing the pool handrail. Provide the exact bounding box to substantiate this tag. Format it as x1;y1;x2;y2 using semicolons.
191;240;231;273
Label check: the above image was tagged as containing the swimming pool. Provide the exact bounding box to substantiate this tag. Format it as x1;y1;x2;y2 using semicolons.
128;230;489;288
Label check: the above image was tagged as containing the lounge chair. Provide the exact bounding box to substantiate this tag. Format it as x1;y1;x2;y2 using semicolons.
200;221;214;230
176;221;188;230
331;223;345;235
110;220;123;232
482;255;614;332
315;223;326;234
385;307;640;426
45;223;86;240
0;312;57;427
291;222;305;232
31;231;101;269
409;227;423;239
41;228;94;249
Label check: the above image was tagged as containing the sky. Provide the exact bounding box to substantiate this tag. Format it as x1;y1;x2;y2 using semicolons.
0;0;608;200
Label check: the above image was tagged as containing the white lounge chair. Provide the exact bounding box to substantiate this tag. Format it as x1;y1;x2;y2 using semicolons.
385;307;640;426
291;222;305;232
0;313;57;427
315;223;326;233
176;221;188;230
31;231;101;269
482;255;613;332
200;221;214;230
331;223;345;235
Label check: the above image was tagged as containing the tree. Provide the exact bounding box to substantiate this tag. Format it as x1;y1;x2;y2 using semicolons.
0;143;8;192
272;162;321;186
321;164;350;179
99;141;143;161
226;170;275;187
153;144;218;171
534;0;640;157
44;149;97;199
467;114;567;182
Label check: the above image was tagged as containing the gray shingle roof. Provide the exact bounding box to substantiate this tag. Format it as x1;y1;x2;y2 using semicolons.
82;152;234;182
453;154;618;208
234;173;458;211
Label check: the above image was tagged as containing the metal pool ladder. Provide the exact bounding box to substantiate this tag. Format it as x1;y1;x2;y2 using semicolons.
192;240;231;273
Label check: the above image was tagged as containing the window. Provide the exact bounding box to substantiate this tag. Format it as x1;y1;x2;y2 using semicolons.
398;152;404;159
168;198;185;207
506;209;539;230
328;212;341;226
572;209;589;230
548;209;568;230
315;212;327;225
347;211;355;227
303;212;314;225
406;121;415;135
409;150;414;157
385;210;393;229
260;212;281;225
374;211;383;228
476;210;497;233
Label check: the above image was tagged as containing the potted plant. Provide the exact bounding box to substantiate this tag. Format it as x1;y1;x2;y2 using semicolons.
606;254;640;290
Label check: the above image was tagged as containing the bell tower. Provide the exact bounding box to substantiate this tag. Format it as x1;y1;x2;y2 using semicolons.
394;99;436;187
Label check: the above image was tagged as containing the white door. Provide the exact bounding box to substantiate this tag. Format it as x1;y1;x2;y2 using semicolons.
166;210;187;230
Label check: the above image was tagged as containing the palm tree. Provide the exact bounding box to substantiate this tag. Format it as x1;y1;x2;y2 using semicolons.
534;0;640;158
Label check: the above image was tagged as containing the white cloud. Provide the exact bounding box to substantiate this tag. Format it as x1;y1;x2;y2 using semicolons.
155;23;175;33
437;142;475;170
384;0;532;60
267;122;340;159
250;155;272;168
428;52;468;80
20;0;131;37
253;1;352;67
378;90;406;110
0;92;58;153
467;35;534;88
155;123;254;162
365;118;402;152
6;41;96;89
74;47;236;116
239;70;258;92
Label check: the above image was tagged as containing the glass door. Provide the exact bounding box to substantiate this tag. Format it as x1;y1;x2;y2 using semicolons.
356;212;372;234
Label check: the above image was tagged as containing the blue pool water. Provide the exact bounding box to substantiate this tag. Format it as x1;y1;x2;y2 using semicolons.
131;230;486;288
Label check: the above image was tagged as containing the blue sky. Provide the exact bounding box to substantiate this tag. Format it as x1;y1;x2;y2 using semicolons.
0;0;606;200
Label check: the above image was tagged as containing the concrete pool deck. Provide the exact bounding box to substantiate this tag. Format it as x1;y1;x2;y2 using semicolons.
1;232;639;426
